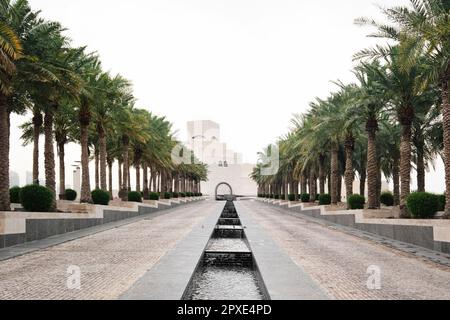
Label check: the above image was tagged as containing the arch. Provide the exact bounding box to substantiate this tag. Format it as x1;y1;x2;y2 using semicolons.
215;182;233;201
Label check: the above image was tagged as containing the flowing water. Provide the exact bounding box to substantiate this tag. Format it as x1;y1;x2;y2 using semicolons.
183;201;269;300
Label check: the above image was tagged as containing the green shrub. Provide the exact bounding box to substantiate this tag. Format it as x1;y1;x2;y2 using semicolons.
437;194;445;212
280;194;286;200
9;186;21;203
300;193;310;203
269;194;274;199
274;194;280;200
319;194;331;205
164;192;172;199
172;192;179;198
288;194;296;201
316;194;320;201
179;192;185;198
91;189;110;205
407;192;439;219
348;194;365;210
149;192;160;200
186;192;192;197
65;189;77;201
380;192;395;207
128;191;142;203
20;185;54;212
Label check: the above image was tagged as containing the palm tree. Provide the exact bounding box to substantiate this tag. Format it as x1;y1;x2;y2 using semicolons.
351;62;388;209
54;100;76;199
356;0;449;213
76;53;102;203
0;0;23;210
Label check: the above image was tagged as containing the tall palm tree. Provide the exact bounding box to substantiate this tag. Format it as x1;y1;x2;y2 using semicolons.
356;0;449;214
351;62;388;209
0;0;23;210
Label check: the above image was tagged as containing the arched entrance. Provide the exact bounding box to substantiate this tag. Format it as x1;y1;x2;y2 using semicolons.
215;182;234;201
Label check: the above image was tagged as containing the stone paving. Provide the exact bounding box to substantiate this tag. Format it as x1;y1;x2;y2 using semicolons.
0;201;214;300
240;200;450;300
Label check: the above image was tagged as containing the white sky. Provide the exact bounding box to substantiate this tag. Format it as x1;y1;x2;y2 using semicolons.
9;0;445;193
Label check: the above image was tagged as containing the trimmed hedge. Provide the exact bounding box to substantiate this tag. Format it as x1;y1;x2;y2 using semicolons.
319;194;331;205
288;194;296;201
300;193;310;203
179;192;185;198
149;192;160;200
164;192;172;199
380;192;394;207
407;192;439;219
172;192;179;198
437;194;445;212
91;189;110;205
9;186;21;204
65;189;77;201
20;185;54;212
348;194;365;210
128;191;142;203
274;194;280;200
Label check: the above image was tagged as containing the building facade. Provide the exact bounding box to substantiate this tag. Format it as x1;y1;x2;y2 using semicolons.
186;120;257;196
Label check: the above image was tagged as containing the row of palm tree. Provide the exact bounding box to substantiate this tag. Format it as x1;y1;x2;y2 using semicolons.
251;0;448;217
0;0;207;211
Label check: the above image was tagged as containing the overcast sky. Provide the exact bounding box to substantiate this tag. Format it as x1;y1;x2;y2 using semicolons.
10;0;445;193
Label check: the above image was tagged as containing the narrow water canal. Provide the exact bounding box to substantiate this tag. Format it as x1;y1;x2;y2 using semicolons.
183;201;269;300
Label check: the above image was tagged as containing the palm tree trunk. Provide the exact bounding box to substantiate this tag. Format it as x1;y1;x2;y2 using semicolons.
79;118;92;203
136;164;141;192
127;163;131;191
94;147;99;190
309;169;316;203
118;160;122;191
156;172;160;193
393;156;400;206
328;173;331;194
0;98;10;211
441;72;450;217
108;159;113;199
400;124;412;217
301;171;307;194
99;129;107;191
337;174;342;202
367;127;378;209
44;111;56;210
120;136;129;200
344;137;354;206
58;142;65;200
377;161;382;203
319;155;326;195
331;147;339;204
143;163;149;199
416;146;425;192
32;110;43;184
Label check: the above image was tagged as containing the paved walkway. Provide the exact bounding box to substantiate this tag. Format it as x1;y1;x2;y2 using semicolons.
240;201;450;300
0;201;214;300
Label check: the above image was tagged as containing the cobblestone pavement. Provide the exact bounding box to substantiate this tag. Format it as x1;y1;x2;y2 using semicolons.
240;201;450;300
0;201;214;300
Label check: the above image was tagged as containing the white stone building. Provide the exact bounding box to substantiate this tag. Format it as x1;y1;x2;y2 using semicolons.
187;120;257;196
